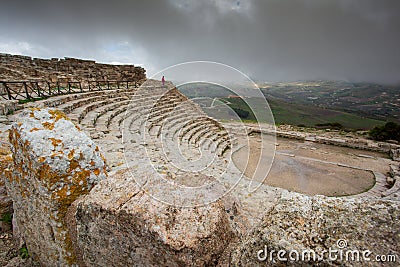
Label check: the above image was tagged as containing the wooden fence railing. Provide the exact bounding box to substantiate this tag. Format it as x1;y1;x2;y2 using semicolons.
0;80;139;101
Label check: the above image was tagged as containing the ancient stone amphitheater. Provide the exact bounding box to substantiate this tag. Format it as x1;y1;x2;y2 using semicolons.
0;55;399;266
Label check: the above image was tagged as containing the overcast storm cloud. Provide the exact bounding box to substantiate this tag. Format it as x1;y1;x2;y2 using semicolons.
0;0;399;84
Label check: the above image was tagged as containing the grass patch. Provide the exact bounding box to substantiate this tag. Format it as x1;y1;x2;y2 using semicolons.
0;212;12;224
19;246;29;259
18;97;47;104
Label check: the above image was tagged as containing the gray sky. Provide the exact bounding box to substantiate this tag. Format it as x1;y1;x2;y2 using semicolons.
1;0;399;84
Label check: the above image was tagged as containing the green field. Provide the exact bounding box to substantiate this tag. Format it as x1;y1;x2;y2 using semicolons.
217;97;385;129
267;98;385;129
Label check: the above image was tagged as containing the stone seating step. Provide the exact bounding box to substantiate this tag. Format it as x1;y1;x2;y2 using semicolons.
168;115;207;140
192;125;222;144
68;96;129;123
178;118;214;139
81;100;131;127
180;120;222;144
56;90;136;114
38;88;135;108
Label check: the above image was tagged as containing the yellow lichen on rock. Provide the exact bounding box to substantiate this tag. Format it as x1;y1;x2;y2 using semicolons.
4;108;107;266
29;127;41;132
48;109;69;122
49;137;62;147
42;121;55;130
67;149;75;160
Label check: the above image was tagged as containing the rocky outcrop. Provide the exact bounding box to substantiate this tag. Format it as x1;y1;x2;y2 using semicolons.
230;191;400;266
4;108;107;266
390;148;400;161
67;169;235;267
0;100;20;116
382;164;400;199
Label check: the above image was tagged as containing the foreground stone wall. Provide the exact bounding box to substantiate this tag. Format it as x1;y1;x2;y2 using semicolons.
4;108;107;265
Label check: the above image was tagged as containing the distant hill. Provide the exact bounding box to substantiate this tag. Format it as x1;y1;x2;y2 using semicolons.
178;81;387;130
260;80;400;123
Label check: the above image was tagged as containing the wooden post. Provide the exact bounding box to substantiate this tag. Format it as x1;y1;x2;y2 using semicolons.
3;82;12;100
57;82;61;94
35;82;41;97
47;82;52;95
23;82;30;99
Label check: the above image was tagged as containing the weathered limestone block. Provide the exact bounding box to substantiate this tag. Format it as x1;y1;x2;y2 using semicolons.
389;164;400;178
0;100;19;116
5;108;107;266
390;148;400;161
68;169;235;267
231;192;400;266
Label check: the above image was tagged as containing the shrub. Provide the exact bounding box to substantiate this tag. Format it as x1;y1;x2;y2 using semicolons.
19;246;29;259
369;122;400;142
315;122;343;130
233;108;249;119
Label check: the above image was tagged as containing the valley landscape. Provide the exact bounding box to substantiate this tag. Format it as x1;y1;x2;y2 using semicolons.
179;81;396;129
